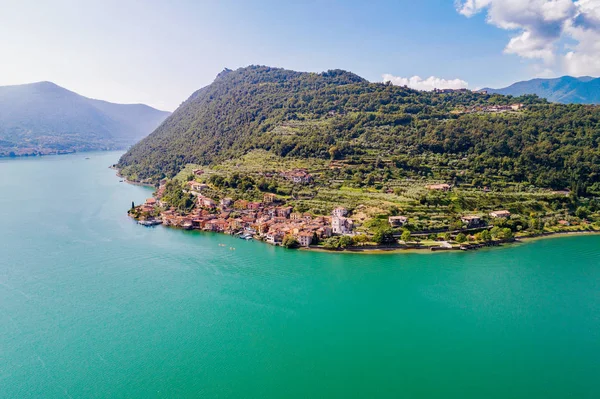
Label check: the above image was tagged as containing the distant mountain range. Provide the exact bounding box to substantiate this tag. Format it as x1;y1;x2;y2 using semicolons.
0;82;170;156
483;76;600;104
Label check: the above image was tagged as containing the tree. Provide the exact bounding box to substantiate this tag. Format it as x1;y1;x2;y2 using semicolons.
576;206;589;219
490;226;501;239
352;234;370;246
501;228;514;240
328;146;340;160
323;237;341;249
338;235;354;248
311;232;319;245
400;230;412;242
456;233;467;243
480;230;492;242
373;228;396;245
282;235;300;249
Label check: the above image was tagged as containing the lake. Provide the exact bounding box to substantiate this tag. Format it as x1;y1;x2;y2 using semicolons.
1;152;599;398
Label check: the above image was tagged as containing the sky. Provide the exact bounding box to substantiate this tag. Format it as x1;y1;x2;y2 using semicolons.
1;0;599;111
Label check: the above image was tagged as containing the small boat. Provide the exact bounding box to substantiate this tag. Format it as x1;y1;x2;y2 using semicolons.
138;219;162;227
85;157;90;160
239;233;253;240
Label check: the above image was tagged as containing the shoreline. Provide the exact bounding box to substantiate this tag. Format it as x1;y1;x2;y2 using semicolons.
121;176;600;255
111;166;156;188
143;219;600;255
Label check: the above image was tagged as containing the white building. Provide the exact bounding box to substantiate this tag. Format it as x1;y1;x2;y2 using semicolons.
332;216;353;235
389;216;408;227
489;210;510;218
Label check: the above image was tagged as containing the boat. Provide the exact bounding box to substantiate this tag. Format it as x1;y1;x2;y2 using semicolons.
138;219;162;227
239;232;253;240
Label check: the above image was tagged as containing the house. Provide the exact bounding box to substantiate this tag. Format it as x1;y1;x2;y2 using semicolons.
209;219;229;232
277;206;293;218
192;169;204;176
290;212;302;221
332;207;348;218
558;219;570;226
297;232;314;247
510;103;524;111
318;226;333;238
220;198;233;208
258;222;271;235
198;196;216;209
146;198;157;205
461;215;482;227
229;218;243;230
281;169;313;184
263;193;277;204
490;210;511;218
265;231;284;245
389;216;408;227
427;183;451;192
332;216;353;235
141;204;155;213
247;202;261;210
187;181;207;192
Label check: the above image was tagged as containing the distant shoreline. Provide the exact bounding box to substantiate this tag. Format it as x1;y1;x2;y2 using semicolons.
111;166;156;188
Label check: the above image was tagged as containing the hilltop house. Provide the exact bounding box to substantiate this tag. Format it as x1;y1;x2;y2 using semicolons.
427;183;451;192
389;216;408;227
187;181;207;192
281;169;313;184
461;215;482;228
197;196;216;209
490;210;511;218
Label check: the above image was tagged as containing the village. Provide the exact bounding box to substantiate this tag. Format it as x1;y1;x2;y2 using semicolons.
132;170;525;251
136;186;355;248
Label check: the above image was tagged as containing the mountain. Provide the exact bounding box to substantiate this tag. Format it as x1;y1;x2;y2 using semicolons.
483;76;600;104
117;65;600;194
0;82;170;156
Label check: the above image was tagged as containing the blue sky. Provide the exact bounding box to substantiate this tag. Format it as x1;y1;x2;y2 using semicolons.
1;0;595;111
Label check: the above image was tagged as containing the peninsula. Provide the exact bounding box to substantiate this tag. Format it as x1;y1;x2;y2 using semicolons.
121;66;600;251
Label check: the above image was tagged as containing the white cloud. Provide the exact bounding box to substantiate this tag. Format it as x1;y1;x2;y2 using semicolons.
456;0;600;75
382;74;469;91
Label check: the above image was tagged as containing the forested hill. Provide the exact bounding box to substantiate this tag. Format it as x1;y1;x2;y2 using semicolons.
0;82;170;156
118;65;600;195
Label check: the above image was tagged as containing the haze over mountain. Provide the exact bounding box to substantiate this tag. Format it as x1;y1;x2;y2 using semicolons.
483;76;600;104
0;82;170;156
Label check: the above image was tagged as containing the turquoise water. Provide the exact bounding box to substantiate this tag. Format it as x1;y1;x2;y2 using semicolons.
1;152;599;398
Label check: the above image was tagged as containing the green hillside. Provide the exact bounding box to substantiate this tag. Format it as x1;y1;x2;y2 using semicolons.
118;66;600;196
